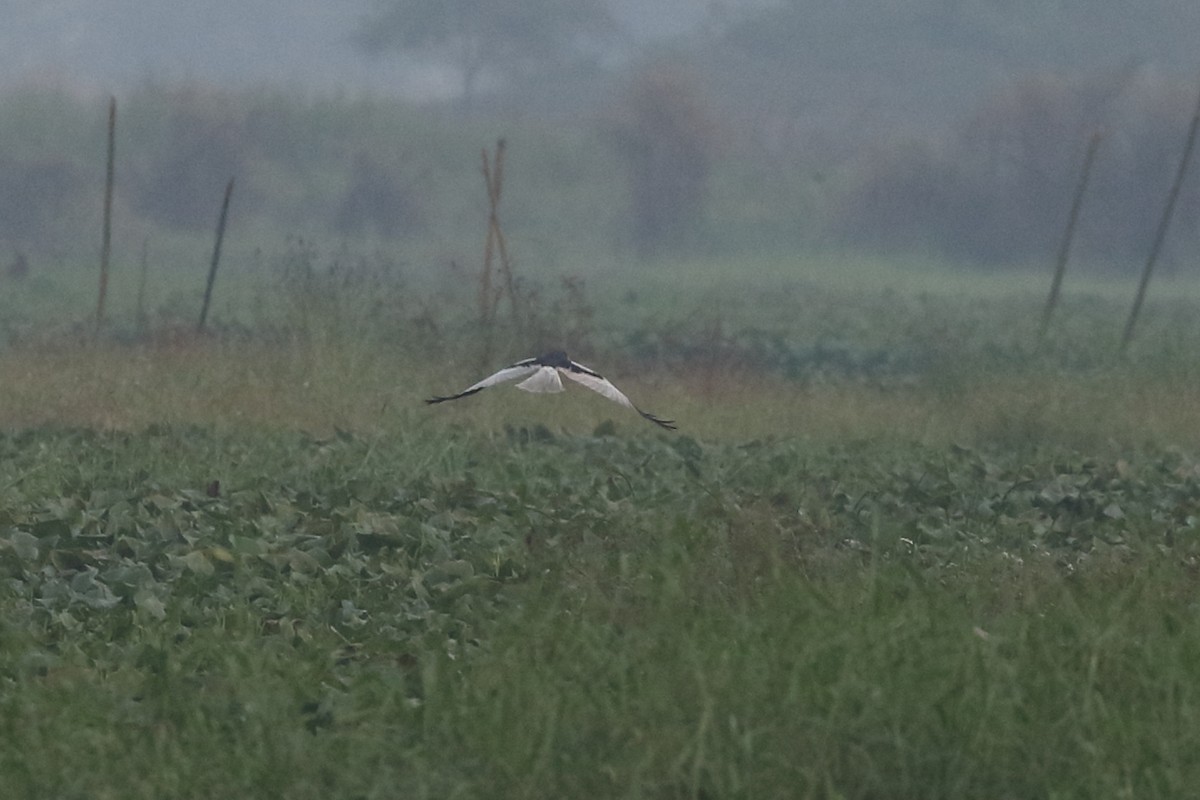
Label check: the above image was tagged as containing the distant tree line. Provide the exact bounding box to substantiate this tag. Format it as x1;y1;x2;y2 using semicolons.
835;69;1200;267
4;0;1200;270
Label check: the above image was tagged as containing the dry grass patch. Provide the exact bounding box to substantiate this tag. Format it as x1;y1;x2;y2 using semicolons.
4;336;1200;452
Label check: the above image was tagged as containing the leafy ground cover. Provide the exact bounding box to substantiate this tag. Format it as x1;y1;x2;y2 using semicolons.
2;421;1199;798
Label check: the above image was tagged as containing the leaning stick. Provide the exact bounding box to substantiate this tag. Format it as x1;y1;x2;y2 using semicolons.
1039;130;1103;341
97;97;116;330
1121;83;1200;352
197;177;235;333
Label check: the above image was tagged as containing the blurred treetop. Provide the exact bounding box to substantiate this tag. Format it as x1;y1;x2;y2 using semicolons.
354;0;620;110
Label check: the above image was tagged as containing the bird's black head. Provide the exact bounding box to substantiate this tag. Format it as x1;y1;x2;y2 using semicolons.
536;350;571;368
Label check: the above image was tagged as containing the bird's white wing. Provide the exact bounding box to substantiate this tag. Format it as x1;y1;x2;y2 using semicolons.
562;362;676;430
426;359;541;404
560;364;636;410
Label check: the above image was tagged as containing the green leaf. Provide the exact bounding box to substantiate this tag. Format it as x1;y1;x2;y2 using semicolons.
6;530;40;561
182;550;215;576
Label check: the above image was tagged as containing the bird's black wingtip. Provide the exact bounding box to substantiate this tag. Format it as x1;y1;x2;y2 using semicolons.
641;411;677;431
426;386;483;405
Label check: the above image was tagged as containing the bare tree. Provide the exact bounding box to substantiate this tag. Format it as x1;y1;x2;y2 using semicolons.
354;0;617;110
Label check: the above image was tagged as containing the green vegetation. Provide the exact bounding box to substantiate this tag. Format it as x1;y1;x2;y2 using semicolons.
3;247;1200;798
3;422;1200;797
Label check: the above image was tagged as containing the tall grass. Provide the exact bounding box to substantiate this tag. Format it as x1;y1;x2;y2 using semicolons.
445;554;1199;798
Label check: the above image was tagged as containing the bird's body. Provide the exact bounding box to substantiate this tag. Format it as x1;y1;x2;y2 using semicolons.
427;350;675;430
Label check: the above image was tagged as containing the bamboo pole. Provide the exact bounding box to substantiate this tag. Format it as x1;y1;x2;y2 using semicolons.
197;177;235;333
488;139;517;321
479;138;512;326
476;138;516;368
135;237;149;334
1039;131;1102;341
1121;83;1200;352
479;146;497;324
96;97;116;330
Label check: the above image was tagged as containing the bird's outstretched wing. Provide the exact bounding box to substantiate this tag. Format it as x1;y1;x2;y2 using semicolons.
426;358;541;404
562;360;676;430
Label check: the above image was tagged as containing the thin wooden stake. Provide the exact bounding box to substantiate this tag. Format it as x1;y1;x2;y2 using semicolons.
489;142;517;323
135;237;149;334
1121;83;1200;352
197;177;235;333
97;96;116;330
1039;130;1103;340
479;147;498;325
476;138;517;368
479;138;514;326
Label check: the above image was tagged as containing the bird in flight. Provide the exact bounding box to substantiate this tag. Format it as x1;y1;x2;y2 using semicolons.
426;350;676;430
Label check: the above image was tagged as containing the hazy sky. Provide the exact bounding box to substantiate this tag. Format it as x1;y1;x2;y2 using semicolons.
4;1;1198;107
2;2;436;97
0;0;709;99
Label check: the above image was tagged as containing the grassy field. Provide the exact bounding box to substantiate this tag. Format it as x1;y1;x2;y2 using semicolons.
3;255;1200;798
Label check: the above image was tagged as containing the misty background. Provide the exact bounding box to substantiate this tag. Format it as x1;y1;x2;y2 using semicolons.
2;0;1200;281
